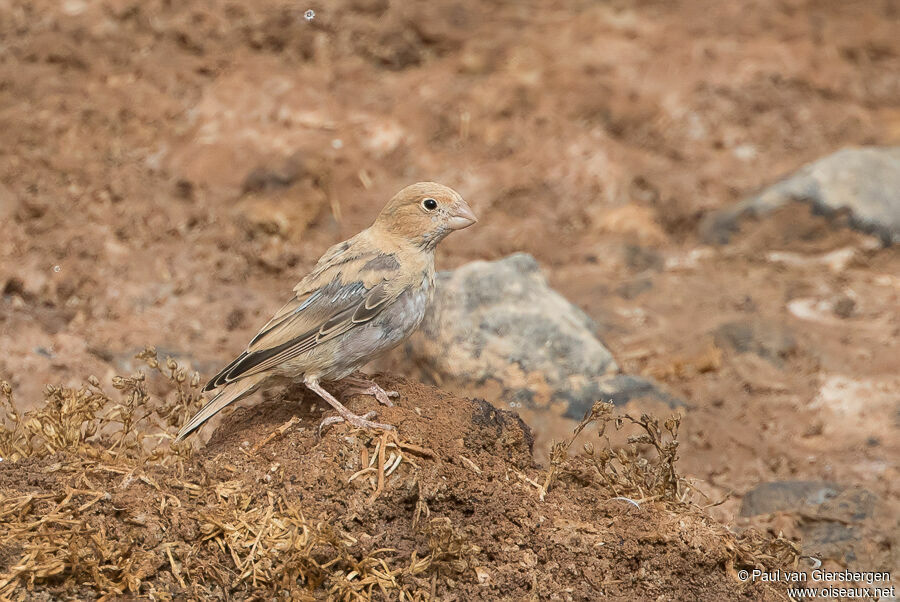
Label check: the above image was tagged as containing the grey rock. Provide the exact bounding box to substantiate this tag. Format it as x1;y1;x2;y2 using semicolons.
406;253;681;422
623;245;664;272
712;319;796;365
741;481;881;565
574;374;681;418
740;481;844;517
615;276;653;299
800;523;863;564
702;146;900;245
817;488;878;522
242;162;301;194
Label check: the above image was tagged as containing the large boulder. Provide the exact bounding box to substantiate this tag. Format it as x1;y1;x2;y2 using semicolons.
405;254;680;426
702;146;900;245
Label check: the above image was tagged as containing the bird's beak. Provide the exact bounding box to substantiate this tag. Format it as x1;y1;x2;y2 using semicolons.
448;200;478;230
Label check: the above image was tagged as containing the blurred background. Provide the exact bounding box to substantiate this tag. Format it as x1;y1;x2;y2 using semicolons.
1;0;898;572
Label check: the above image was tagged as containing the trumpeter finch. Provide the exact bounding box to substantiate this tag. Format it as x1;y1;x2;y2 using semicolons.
175;182;477;442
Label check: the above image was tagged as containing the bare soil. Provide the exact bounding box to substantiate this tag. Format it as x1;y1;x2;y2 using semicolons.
1;0;898;598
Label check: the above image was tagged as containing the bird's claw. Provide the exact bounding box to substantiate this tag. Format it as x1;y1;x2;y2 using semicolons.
317;410;394;437
344;383;399;407
372;387;399;407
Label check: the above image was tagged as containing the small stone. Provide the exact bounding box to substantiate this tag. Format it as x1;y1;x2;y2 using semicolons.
474;567;490;584
832;294;856;318
732;143;757;161
712;319;796;365
623;245;664;272
226;307;246;331
615;277;653;299
241;159;303;194
235;183;325;239
174;179;195;200
62;0;87;16
730;353;789;392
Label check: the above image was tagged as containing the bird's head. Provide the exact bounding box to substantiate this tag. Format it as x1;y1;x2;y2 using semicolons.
373;182;477;250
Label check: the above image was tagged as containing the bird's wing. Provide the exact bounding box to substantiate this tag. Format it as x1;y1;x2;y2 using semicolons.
203;235;404;391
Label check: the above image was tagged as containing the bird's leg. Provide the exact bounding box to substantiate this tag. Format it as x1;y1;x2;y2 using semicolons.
305;378;395;435
341;375;399;407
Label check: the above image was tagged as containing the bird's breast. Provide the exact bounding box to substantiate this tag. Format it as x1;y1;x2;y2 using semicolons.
387;275;431;335
312;275;432;381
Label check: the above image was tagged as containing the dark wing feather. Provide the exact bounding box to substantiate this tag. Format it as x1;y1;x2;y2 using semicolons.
351;281;393;323
203;283;356;392
203;231;406;392
204;279;397;390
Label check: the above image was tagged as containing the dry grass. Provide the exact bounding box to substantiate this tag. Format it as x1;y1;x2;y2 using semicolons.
540;400;799;574
0;347;204;465
539;401;686;505
0;348;202;599
0;349;486;600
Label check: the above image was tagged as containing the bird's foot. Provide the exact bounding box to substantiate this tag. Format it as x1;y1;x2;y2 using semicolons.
306;377;396;437
342;377;399;407
317;411;394;437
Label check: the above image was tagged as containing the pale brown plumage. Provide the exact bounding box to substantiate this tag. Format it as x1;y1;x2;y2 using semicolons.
175;182;477;443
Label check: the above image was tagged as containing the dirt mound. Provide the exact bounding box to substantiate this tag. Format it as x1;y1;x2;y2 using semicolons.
0;352;793;600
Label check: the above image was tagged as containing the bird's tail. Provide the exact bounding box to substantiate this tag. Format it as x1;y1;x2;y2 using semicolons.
175;374;266;443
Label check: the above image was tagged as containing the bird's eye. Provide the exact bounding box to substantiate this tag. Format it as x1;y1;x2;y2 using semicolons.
422;198;438;211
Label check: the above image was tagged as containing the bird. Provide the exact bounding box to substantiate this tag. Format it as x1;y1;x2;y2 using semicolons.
175;182;477;443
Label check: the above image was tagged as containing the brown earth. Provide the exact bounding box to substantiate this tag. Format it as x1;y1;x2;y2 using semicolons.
0;366;791;599
1;0;899;598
